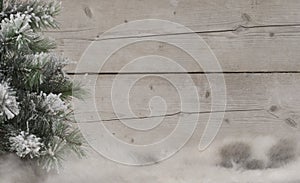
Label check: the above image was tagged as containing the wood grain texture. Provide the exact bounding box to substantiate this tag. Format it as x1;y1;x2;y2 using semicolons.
48;1;300;181
54;0;300;36
72;73;300;167
77;110;297;145
46;0;300;72
73;73;300;129
52;26;300;73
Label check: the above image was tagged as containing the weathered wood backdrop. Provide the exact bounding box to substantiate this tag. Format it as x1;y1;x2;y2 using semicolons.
46;0;300;182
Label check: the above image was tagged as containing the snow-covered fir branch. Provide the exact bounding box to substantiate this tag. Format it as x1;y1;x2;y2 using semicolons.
0;82;19;119
9;131;44;158
0;0;85;172
42;92;68;114
1;0;61;30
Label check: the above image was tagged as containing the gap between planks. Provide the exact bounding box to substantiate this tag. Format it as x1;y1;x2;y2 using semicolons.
67;71;300;75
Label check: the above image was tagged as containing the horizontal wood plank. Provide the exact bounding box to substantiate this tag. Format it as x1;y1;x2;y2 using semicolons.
55;0;300;37
72;73;300;139
77;110;298;145
49;26;300;73
44;0;300;72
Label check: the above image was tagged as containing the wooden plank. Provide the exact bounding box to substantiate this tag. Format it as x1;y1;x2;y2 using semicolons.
73;73;300;129
45;0;300;72
76;110;298;146
50;26;300;72
54;0;300;37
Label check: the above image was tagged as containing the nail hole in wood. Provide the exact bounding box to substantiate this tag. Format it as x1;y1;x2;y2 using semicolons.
224;118;230;124
205;91;210;98
269;105;277;112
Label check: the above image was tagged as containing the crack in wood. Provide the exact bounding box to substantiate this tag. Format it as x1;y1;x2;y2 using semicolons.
266;110;280;119
75;108;264;123
52;23;300;42
45;28;96;33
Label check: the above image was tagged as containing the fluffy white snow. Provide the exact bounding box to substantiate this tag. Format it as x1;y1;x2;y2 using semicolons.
1;135;300;183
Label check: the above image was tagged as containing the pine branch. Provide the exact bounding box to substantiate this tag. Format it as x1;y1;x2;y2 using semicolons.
0;0;3;13
2;0;61;30
0;0;86;172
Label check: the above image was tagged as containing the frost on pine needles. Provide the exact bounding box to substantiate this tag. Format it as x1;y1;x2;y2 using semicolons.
1;13;34;49
9;131;43;158
0;0;85;172
43;92;67;114
0;82;19;119
1;13;32;35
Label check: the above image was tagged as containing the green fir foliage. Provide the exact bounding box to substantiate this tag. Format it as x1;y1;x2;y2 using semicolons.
0;0;85;171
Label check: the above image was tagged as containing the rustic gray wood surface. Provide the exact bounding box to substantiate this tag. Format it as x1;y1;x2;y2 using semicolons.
46;0;300;182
